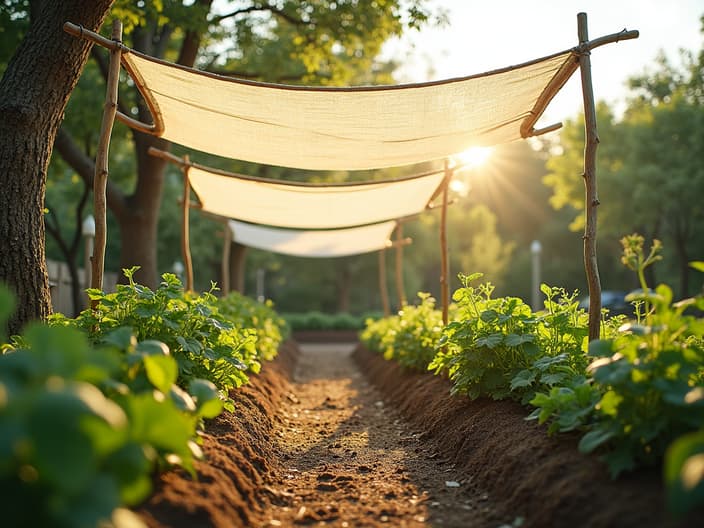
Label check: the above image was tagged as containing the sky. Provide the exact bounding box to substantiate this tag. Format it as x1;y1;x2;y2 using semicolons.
382;0;703;125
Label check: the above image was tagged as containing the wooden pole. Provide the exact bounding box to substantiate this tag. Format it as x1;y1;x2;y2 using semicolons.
378;249;391;316
440;160;452;325
578;12;602;342
91;20;122;309
394;223;407;307
181;156;194;292
221;222;231;296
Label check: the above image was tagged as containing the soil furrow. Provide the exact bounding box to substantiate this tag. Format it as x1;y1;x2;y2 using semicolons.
258;343;510;527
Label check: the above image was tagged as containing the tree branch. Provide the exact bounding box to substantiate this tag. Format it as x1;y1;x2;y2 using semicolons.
215;3;307;26
203;66;327;83
215;5;273;23
54;126;128;221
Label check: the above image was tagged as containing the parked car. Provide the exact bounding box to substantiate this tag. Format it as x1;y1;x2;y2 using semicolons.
578;290;632;316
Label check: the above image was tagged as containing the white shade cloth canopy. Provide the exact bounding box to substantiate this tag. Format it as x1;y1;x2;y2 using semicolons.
188;165;446;229
228;219;397;258
122;49;577;170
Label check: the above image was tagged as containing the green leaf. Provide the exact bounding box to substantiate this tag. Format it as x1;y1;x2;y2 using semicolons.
176;336;203;354
690;261;704;273
60;473;122;528
510;369;536;390
169;385;197;413
591;358;632;386
102;327;137;350
135;304;159;318
28;387;99;493
603;446;636;478
136;340;170;356
533;354;568;370
480;310;498;323
588;339;614;357
578;428;615;454
541;372;567;386
665;430;704;515
143;354;178;393
505;333;533;347
189;379;224;419
124;393;196;459
106;443;155;505
596;390;623;417
476;333;503;348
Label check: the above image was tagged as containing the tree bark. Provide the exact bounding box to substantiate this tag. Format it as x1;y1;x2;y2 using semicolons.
0;0;114;334
229;242;248;294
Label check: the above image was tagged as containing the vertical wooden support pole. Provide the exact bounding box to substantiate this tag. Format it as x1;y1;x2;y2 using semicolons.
181;156;194;292
221;222;231;296
440;160;451;325
378;248;391;316
394;223;407;307
91;20;122;308
578;12;603;341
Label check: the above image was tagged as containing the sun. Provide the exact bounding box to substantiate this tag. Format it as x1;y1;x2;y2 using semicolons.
454;146;493;169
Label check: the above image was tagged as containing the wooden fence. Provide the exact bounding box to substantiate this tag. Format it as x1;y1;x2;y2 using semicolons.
47;259;118;315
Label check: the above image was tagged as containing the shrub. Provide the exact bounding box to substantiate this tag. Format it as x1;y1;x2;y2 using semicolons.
361;293;444;370
431;273;595;403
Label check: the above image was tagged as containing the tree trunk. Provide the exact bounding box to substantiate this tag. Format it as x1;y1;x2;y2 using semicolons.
673;226;691;298
229;242;248;294
0;0;114;334
116;135;169;287
336;264;352;313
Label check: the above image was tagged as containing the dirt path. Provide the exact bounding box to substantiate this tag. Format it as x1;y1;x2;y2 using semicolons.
258;343;511;527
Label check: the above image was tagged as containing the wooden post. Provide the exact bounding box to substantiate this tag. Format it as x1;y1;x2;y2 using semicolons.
181;156;194;292
221;222;231;296
440;160;452;325
578;12;602;342
394;223;407;307
378;248;391;316
91;20;122;309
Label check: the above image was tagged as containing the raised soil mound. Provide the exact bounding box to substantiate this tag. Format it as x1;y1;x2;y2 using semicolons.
353;344;704;528
137;341;298;527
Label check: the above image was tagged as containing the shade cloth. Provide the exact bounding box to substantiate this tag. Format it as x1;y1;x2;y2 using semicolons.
122;49;577;170
188;165;446;229
228;219;397;258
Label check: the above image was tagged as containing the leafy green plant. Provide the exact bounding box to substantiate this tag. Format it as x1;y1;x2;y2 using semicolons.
51;268;258;400
575;236;704;477
361;293;444;370
1;330;196;526
218;291;288;362
0;279;229;527
665;429;704;515
431;274;592;403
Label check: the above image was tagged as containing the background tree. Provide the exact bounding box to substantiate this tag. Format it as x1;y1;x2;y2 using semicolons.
52;0;441;292
0;0;115;334
543;34;704;297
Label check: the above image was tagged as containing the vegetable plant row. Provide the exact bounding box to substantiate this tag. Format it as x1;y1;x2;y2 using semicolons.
361;235;704;516
0;268;288;528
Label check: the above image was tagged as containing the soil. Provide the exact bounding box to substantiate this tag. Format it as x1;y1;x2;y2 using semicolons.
137;340;704;528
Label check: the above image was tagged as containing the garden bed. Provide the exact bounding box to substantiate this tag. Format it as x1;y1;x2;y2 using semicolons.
353;344;704;528
133;340;703;527
137;341;299;527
